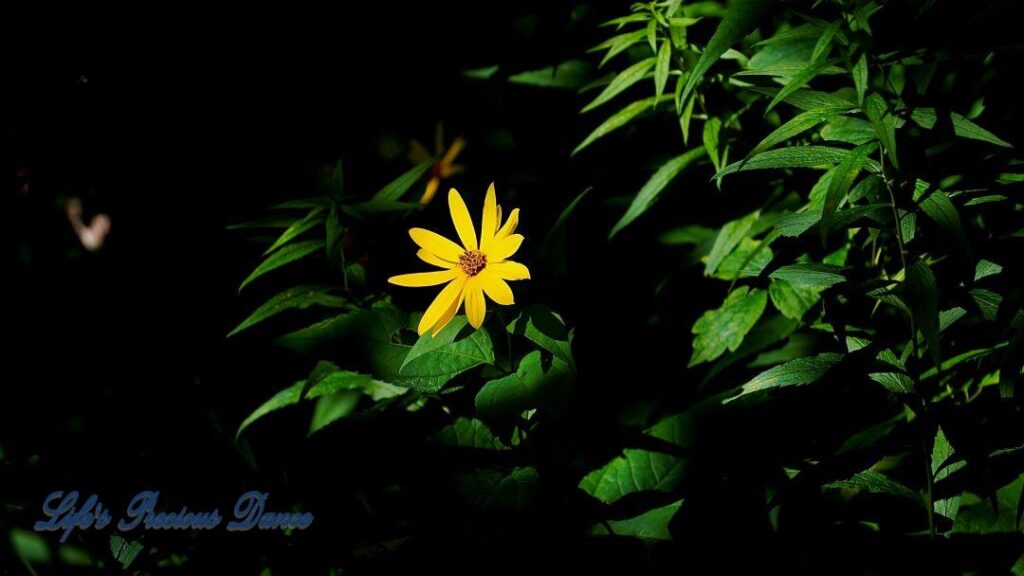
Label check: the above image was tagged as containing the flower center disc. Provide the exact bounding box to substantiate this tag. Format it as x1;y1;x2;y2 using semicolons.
458;250;487;276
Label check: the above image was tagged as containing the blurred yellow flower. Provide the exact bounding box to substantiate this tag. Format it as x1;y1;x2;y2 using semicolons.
409;123;465;205
389;184;530;336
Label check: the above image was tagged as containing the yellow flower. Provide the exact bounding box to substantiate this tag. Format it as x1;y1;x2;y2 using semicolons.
389;184;531;336
409;123;466;205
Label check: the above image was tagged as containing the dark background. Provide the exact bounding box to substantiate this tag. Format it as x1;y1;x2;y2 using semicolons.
6;2;1024;574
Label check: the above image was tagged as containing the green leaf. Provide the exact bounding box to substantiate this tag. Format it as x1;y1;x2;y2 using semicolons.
678;0;775;112
919;190;972;261
589;500;682;541
822;142;878;241
239;240;325;292
820;115;875;145
308;390;361;435
508;60;591;89
396;316;496;392
10;529;50;565
810;20;841;63
906;260;941;367
371;160;435;202
228;286;346;337
825;470;920;502
703;117;723;173
747;105;851;159
610;147;706;238
592;29;649;67
770;263;846;288
746;87;856;111
690;286;768;366
110;535;144;570
237;380;305;438
766;58;841;113
582;57;656;113
852;53;868;105
579;448;686;504
574;95;671;155
725;352;841;403
975;260;1003;282
769;278;823;319
654;40;672;101
953;474;1024;534
868;349;915;393
434;417;506;450
305;368;375;399
543;188;590;249
713;237;773;280
704;211;759;276
909;108;1012;148
717;146;876;179
264;208;324;255
660;225;716;245
484;466;540;511
475;351;572;421
932;427;965;520
507;305;574;367
864;93;898;168
970;288;1003;321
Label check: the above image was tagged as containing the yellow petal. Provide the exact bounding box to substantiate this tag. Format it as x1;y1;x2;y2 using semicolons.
479;270;515;305
442;136;466;166
420;177;441;205
495;204;503;230
442;163;465;178
388;269;459;287
464;278;487;328
494;208;519;243
448;188;478;251
409;227;464;262
488;260;531;281
431;287;466;337
418;275;467;335
479;183;498;251
487;234;524;262
417;249;455;269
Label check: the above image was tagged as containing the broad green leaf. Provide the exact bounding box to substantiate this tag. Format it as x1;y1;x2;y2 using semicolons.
906;260;941;367
820;115;875;145
582;57;656;113
716;146;877;179
868;349;915;393
237;380;305;438
769;278;822;319
305;368;375;399
589;500;682;541
579;448;686;504
920;346;1004;381
228;286;346;337
975;260;1003;281
714;237;773;280
909;108;1012;148
475;351;572;421
610;147;707;238
264;208;324;255
703;117;722;173
309;390;361;435
484;466;540;511
397;316;496;391
971;288;1003;321
654;40;672;101
660;225;716;245
931;427;965;520
11;529;50;565
690;287;768;366
919;190;972;261
852;53;868;104
678;0;775;111
239;240;325;292
574;95;671;155
767;58;841;112
110;535;143;570
864;93;898;168
371;160;434;202
434;417;506;450
953;474;1024;533
746;87;856;111
748;105;851;159
825;470;920;502
822;142;877;241
770;263;846;288
508;60;591;89
724;352;841;403
705;211;758;276
704;314;799;382
507;305;574;368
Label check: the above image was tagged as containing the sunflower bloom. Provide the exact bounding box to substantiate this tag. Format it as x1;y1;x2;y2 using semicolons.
389;184;531;336
409;123;466;205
